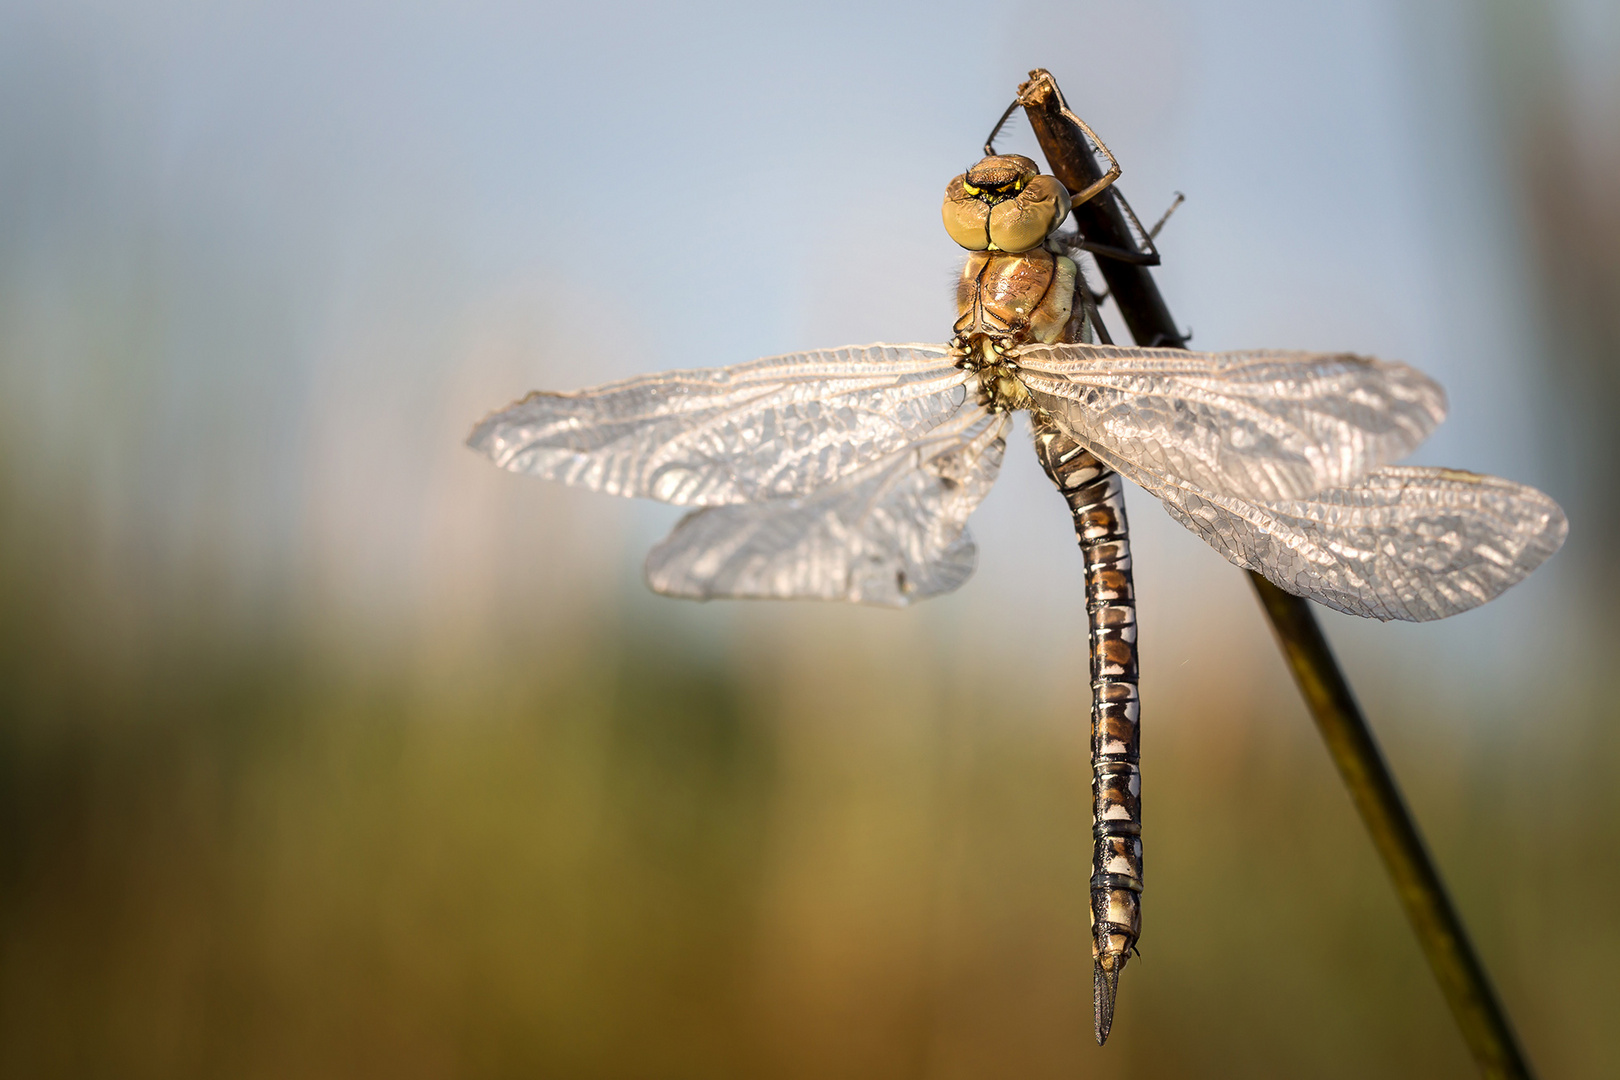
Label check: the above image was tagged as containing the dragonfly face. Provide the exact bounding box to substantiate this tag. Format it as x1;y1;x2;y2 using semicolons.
942;154;1072;252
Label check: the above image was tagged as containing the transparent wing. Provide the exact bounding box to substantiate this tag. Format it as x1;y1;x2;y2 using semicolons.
644;408;1009;607
1015;344;1447;502
1147;465;1567;621
468;343;966;506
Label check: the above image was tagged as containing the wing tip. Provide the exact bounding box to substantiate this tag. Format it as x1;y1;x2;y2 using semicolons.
465;416;498;457
1511;492;1568;587
464;390;563;464
1540;496;1570;555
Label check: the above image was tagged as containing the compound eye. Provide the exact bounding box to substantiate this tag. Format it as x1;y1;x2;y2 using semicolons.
988;175;1072;252
942;174;991;250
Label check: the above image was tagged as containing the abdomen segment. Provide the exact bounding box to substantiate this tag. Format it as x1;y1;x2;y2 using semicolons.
1033;420;1141;1044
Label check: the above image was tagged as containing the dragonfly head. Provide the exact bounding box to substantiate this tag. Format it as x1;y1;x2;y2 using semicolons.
943;155;1073;254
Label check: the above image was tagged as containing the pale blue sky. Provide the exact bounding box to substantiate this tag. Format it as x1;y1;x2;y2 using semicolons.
0;0;1597;718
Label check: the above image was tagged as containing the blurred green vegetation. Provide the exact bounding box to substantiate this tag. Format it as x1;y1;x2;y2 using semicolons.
2;459;1617;1080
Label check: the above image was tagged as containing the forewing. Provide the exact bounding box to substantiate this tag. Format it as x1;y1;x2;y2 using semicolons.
468;343;965;506
1016;344;1446;502
644;409;1010;607
1148;465;1567;621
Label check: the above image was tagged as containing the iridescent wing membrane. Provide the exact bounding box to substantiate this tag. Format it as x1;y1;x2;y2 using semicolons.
468;344;1004;605
469;342;1565;618
1148;466;1566;622
1014;344;1448;502
468;344;970;505
1015;344;1565;620
646;407;1008;606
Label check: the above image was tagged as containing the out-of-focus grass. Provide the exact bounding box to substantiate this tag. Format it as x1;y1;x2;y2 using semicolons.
2;464;1617;1080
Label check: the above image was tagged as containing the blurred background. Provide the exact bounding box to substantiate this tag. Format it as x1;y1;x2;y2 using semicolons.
1;0;1616;1076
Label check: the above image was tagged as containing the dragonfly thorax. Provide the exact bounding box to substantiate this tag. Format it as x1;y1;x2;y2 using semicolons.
953;247;1077;347
962;350;1032;413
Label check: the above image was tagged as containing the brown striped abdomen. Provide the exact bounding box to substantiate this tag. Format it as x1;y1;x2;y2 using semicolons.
1032;421;1142;1043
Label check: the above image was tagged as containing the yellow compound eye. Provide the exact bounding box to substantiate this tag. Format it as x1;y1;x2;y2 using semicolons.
986;174;1072;253
942;174;992;250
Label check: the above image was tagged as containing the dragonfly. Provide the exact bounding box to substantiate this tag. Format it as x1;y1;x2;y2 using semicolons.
466;102;1567;1045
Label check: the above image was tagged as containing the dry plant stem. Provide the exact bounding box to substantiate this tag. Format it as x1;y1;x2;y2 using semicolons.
1016;67;1535;1079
